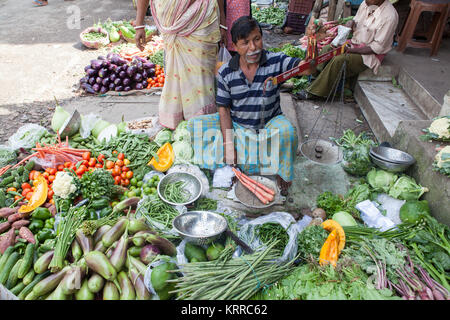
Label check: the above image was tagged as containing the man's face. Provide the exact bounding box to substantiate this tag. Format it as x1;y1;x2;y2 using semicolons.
233;27;263;64
365;0;384;6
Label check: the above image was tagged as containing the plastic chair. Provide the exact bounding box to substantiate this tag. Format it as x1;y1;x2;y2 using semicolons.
397;0;450;56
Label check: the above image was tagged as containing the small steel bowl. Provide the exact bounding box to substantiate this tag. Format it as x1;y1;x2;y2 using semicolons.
157;172;202;206
370;146;415;165
172;211;228;246
370;153;413;173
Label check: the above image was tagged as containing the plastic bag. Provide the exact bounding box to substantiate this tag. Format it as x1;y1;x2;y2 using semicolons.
143;256;179;300
375;193;405;226
80;113;101;139
216;45;232;75
212;165;235;188
34;154;65;169
236;212;298;263
8;124;48;150
331;25;351;47
126;116;163;139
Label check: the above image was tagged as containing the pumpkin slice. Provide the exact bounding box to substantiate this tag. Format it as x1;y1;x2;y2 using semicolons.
148;142;174;172
321;219;345;253
18;175;48;214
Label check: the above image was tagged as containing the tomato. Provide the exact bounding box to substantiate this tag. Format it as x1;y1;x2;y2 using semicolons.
79;164;88;172
42;172;50;179
88;158;97;167
120;172;127;180
122;166;130;172
106;160;115;169
45;168;52;174
82;151;91;161
97;154;105;163
57;164;65;171
64;161;72;168
21;188;31;197
25;192;33;200
117;153;125;161
47;190;54;199
48;175;56;183
49;168;57;176
21;183;31;190
7;187;17;192
95;163;103;168
112;167;121;177
115;159;124;167
126;171;134;179
114;176;121;185
114;165;122;174
112;150;118;155
121;178;130;187
49;199;55;205
82;160;89;167
14;195;22;201
70;165;77;171
29;170;36;181
76;167;85;176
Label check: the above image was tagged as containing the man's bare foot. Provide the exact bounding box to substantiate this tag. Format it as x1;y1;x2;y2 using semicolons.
277;175;292;196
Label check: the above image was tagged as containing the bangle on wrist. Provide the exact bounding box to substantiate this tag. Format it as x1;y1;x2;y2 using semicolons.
219;24;228;31
134;25;145;30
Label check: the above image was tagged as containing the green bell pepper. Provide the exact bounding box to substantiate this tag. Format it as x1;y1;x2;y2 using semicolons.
38;239;56;254
36;228;54;242
32;207;52;220
99;207;113;218
44;218;55;229
29;219;45;233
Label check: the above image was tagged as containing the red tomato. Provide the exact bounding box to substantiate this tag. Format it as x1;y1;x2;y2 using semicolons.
88;158;97;167
122;166;129;172
21;183;31;190
114;176;121;185
42;172;50;179
113;165;122;174
57;164;65;171
95;163;103;168
64;162;72;168
14;195;22;201
75;167;85;176
112;167;121;177
106;160;115;169
126;171;133;179
117;153;125;161
97;154;105;163
82;160;89;167
112;150;118;155
79;165;88;172
47;190;54;199
48;175;56;183
21;188;31;197
121;178;130;187
26;192;33;200
120;172;127;180
49;168;57;176
82;151;91;161
115;159;124;167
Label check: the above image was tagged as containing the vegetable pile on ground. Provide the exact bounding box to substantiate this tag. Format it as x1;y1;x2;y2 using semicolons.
251;4;286;26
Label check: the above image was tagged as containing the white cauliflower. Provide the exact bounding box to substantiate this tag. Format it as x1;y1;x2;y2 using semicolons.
434;146;450;177
52;171;79;199
428;117;450;140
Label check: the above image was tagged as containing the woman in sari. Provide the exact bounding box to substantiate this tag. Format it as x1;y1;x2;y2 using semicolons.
135;0;225;129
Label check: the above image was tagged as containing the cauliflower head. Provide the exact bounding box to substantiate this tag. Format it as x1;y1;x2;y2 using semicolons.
52;171;80;199
428;117;450;140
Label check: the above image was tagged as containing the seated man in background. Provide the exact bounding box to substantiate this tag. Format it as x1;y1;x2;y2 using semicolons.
187;16;313;195
300;0;399;100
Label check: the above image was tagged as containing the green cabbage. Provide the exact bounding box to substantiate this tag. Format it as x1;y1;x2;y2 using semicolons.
172;140;193;164
172;121;191;143
154;128;173;147
367;168;398;193
399;200;430;223
388;175;429;201
332;211;358;227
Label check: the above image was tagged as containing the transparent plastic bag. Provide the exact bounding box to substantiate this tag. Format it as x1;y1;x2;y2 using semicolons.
216;45;232;75
331;25;351;47
143;256;179;300
212;165;235;188
236;212;298;263
8;124;48;150
0;145;16;168
80;113;101;139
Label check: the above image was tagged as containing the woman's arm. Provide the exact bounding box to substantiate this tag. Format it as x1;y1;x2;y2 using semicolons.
135;0;150;51
218;0;227;46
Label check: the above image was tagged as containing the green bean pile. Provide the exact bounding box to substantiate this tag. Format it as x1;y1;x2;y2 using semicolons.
83;31;107;41
163;181;190;204
136;195;179;231
192;198;218;211
254;223;290;252
167;240;296;300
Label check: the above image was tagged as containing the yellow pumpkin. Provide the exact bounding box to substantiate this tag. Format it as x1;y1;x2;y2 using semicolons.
321;219;346;253
148;142;174;172
18;175;48;214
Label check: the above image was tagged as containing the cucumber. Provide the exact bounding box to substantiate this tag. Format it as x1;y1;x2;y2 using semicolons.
18;243;35;279
0;246;15;270
10;282;26;296
22;268;36;286
6;258;23;289
25;290;38;300
0;252;20;285
17;270;51;300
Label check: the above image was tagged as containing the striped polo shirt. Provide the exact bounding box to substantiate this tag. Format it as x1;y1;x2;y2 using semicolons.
216;50;300;130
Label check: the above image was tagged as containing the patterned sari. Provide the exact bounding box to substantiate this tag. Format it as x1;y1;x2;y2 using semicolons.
150;0;221;129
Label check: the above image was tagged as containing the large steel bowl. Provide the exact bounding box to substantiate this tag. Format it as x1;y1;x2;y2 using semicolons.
172;211;228;246
369;153;413;173
370;146;415;165
157;172;202;206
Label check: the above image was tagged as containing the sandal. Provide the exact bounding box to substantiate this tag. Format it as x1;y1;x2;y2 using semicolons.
33;0;48;6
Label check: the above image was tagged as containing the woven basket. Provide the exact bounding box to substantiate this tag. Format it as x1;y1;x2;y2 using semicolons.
80;27;110;49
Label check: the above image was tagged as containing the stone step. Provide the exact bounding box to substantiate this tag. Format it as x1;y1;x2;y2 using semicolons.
354;80;428;143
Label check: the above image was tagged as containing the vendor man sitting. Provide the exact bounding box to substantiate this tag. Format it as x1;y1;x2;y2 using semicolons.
187;16;313;195
300;0;399;99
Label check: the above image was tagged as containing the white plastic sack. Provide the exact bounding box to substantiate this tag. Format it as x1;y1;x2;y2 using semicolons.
8;124;48;150
236;212;298;263
356;199;396;232
331;25;351;47
80;113;101;139
126;116;164;140
376;193;405;226
212;165;235;188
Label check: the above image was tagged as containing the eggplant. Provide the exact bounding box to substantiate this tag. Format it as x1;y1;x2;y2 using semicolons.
76;229;93;255
60;266;84;295
126;65;137;77
92;83;101;92
80;76;88;84
81;83;96;94
88;77;96;85
141;80;148;88
143;62;155;69
75;279;95;300
129;267;151;300
117;271;135;300
102;78;110;86
148;68;155;77
98;68;109;78
135;83;143;90
109;228;128;272
107;52;119;61
119;70;127;79
93;240;108;253
110;54;124;65
124;86;132;92
90;59;103;70
101;60;110;68
122;77;131;87
87;273;105;294
108;63;117;72
94;225;111;244
102;218;129;248
71;240;83;262
134;73;143;82
84;65;91;72
95;76;102;84
117;57;128;65
136;61;144;71
128;218;151;234
145;233;176;256
108;83;115;90
115;85;123;92
109;73;117;82
142;70;148;79
84;251;117;281
86;68;97;77
113;78;122;86
97;55;106;60
100;86;108;94
34;250;54;274
32;266;70;297
140;244;160;264
103;281;120;300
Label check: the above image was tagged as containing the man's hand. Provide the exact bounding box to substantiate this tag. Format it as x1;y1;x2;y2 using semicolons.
299;60;316;76
135;28;147;51
224;142;237;166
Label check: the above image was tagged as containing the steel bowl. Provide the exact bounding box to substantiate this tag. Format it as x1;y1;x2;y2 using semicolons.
370;146;415;165
157;172;202;206
59;110;81;139
369;153;413;173
172;211;228;246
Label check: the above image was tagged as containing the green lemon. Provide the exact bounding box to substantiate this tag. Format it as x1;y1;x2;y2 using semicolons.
130;178;138;186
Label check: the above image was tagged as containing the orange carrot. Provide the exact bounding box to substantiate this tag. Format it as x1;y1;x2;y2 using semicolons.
236;175;270;204
233;169;273;204
232;168;275;199
237;170;276;196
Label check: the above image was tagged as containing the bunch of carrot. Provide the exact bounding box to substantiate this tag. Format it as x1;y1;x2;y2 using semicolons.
232;167;275;205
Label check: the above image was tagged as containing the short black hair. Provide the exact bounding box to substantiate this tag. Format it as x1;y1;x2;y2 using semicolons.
231;16;262;44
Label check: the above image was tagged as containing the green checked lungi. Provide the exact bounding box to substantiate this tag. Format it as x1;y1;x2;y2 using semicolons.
186;113;298;182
